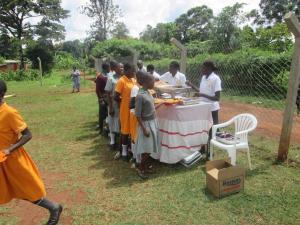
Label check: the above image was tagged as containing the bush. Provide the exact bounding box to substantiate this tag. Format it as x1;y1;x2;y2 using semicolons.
54;52;82;70
148;48;292;98
0;69;40;81
92;38;177;61
0;57;4;64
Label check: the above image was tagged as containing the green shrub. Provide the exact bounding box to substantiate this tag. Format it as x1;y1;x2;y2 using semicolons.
92;38;177;61
148;48;292;98
0;57;4;64
54;52;82;70
0;69;40;81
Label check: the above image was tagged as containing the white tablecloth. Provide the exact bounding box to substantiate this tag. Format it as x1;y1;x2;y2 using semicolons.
152;102;213;164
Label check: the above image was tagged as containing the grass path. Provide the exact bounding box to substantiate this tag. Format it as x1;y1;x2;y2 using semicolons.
1;73;300;225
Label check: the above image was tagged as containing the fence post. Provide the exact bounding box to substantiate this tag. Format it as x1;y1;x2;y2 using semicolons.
278;12;300;161
37;57;42;86
170;38;187;75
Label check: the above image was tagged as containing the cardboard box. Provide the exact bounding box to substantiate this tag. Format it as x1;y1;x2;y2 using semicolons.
206;159;245;198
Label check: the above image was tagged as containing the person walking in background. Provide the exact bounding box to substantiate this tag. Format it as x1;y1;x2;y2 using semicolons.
135;74;159;179
114;63;136;160
147;64;161;81
95;63;110;133
0;80;63;225
71;66;81;93
137;60;147;72
105;63;123;149
160;61;186;86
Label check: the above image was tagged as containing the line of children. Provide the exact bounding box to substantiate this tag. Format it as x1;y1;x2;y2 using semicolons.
100;62;159;179
0;80;63;225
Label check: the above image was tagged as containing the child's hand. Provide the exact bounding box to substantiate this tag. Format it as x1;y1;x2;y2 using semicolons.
109;107;114;116
143;128;150;137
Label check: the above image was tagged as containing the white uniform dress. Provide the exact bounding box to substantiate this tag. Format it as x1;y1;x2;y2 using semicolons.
160;71;186;86
104;73;120;133
199;72;222;112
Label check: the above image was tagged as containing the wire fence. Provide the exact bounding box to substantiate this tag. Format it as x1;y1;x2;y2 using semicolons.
152;41;300;145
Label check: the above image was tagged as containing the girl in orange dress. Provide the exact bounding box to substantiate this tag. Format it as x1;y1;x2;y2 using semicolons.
0;80;62;225
114;63;136;159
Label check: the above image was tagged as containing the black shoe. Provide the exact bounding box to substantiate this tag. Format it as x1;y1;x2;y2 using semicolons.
46;205;63;225
137;169;148;179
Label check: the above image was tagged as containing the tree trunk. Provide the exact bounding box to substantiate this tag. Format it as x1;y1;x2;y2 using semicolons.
17;22;24;70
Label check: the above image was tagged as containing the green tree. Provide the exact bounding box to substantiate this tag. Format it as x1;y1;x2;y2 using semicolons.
259;0;300;24
26;41;54;74
111;22;129;39
175;5;214;43
240;25;256;49
35;18;66;42
210;3;245;53
139;25;155;42
152;23;178;44
0;30;19;59
255;23;293;52
82;0;121;41
62;40;84;59
0;0;69;69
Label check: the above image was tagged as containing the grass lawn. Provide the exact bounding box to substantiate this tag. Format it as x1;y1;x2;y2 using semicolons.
1;70;300;225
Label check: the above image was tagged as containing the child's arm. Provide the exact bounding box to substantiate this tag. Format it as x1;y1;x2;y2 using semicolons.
137;117;150;137
129;97;136;109
114;92;121;103
135;94;150;137
3;128;32;155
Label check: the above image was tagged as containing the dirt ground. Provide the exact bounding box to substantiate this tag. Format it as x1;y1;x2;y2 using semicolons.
5;172;86;225
221;101;300;144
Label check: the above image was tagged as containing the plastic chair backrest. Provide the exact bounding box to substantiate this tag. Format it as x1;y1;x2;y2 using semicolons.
233;113;258;143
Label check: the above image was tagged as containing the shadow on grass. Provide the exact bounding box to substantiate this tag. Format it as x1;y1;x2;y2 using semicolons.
88;141;207;189
77;122;208;189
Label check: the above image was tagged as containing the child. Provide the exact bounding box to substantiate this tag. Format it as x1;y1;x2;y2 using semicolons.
105;63;123;149
129;71;144;167
0;80;62;225
135;74;159;179
71;66;80;93
95;63;110;133
146;64;161;81
114;63;136;160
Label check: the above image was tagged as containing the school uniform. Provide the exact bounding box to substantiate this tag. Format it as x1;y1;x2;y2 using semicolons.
129;85;139;142
71;69;80;90
160;71;186;86
199;72;222;124
0;103;46;204
115;76;136;135
152;71;161;80
95;72;108;131
135;89;159;155
104;73;120;133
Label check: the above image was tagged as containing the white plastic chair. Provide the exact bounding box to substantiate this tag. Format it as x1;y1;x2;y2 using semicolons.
210;113;257;170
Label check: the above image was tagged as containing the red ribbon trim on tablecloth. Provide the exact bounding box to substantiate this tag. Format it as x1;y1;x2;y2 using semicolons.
159;129;209;136
160;143;203;150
